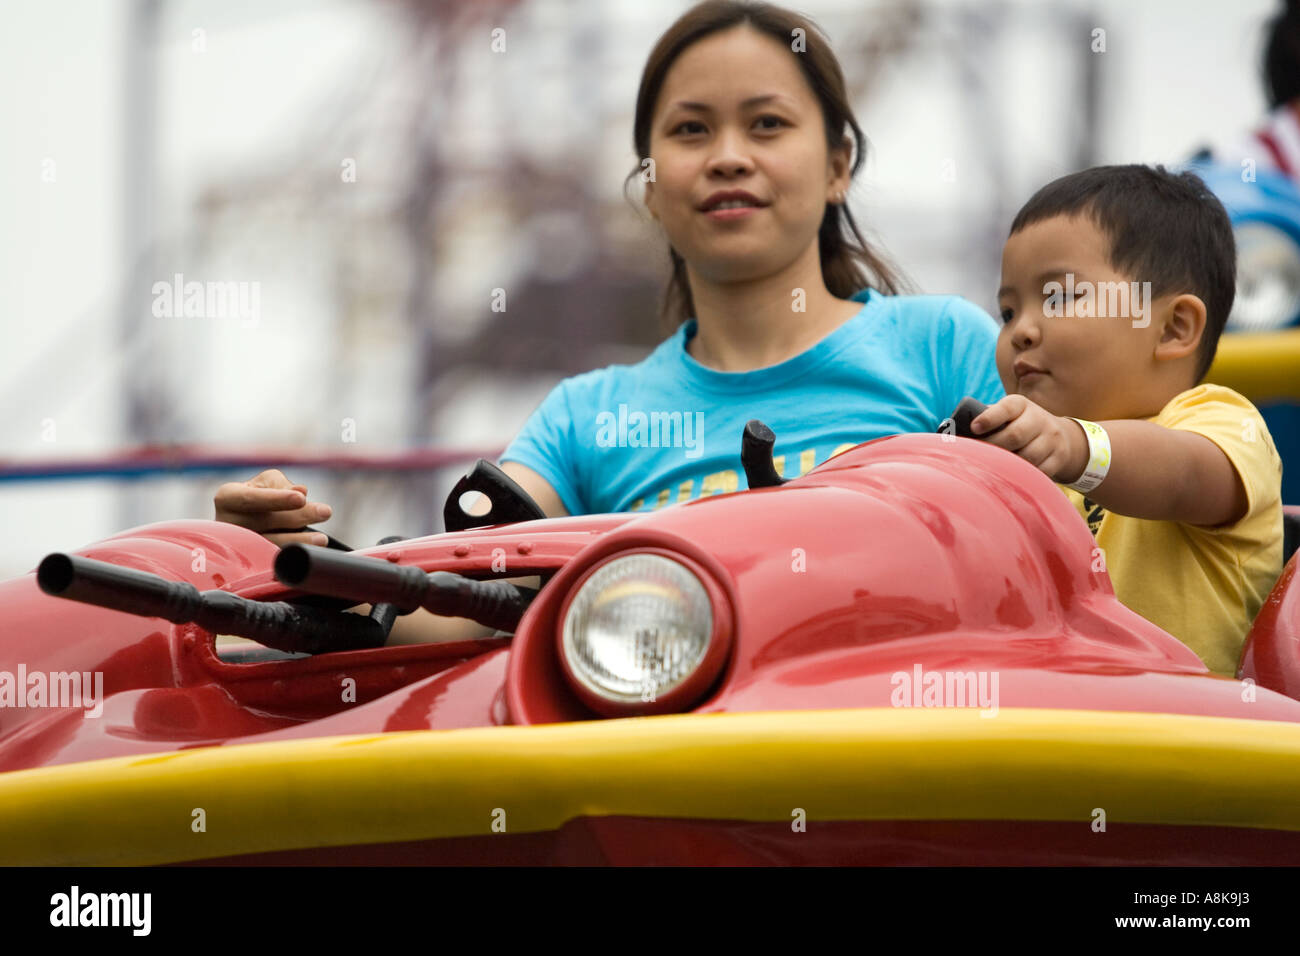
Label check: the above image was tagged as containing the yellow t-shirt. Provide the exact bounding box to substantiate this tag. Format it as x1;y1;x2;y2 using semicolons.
1061;384;1283;675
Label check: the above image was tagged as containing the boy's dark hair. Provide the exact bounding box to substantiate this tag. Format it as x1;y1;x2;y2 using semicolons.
1009;164;1236;382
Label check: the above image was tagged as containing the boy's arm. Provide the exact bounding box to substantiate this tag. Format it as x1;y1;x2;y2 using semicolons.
972;395;1249;527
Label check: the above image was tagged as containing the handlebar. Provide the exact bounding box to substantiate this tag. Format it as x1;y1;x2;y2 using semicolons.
37;553;388;655
274;544;537;634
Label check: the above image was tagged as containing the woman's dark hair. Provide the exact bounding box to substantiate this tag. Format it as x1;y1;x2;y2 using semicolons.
624;0;904;329
1265;0;1300;108
1009;165;1237;383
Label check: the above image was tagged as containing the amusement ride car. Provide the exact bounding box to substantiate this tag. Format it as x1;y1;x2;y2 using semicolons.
2;401;1298;865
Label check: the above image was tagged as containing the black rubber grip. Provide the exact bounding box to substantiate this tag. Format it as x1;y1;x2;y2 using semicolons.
37;552;386;654
275;544;538;633
937;397;1005;439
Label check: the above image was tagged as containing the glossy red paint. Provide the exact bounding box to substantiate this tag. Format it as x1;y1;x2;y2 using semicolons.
508;435;1300;725
1241;541;1300;701
4;434;1300;778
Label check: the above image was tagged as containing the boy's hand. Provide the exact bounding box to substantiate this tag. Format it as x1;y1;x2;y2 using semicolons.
970;395;1090;484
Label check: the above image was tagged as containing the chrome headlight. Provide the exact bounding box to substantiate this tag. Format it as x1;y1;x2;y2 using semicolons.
559;552;725;714
1230;221;1300;332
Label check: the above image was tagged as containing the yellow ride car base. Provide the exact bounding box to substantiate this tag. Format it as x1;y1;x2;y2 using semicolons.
2;707;1300;866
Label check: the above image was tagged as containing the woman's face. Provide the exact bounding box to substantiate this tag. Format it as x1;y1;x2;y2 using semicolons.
644;25;851;285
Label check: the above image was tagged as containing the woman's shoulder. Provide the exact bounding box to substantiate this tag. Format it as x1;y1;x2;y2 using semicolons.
858;290;999;347
867;289;997;327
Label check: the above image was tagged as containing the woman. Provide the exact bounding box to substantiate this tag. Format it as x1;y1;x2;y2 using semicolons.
214;1;1003;639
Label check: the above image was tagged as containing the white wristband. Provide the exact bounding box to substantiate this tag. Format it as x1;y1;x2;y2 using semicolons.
1066;418;1111;493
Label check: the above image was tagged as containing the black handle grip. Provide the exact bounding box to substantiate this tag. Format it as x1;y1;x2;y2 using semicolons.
38;552;203;620
422;572;537;634
741;419;787;489
274;545;429;613
937;397;1005;439
444;459;546;532
275;544;537;633
37;553;386;654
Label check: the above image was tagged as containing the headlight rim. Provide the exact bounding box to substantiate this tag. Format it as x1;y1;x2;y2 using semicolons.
555;547;733;717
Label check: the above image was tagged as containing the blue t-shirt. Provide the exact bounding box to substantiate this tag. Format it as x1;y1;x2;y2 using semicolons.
501;288;1004;515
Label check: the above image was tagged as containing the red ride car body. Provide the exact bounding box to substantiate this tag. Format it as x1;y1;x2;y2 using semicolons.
2;433;1299;864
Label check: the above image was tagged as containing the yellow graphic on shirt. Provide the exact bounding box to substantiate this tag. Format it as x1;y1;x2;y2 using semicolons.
1080;496;1106;536
630;443;857;512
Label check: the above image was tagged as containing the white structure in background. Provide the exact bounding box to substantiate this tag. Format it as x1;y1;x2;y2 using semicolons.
0;0;1278;576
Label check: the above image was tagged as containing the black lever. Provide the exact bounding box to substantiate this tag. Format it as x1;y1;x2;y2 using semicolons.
741;420;788;489
366;534;410;641
443;459;546;532
261;528;355;551
37;553;388;655
275;544;538;634
937;397;1006;439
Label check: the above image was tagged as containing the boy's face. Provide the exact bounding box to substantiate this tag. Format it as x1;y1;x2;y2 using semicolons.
996;213;1165;422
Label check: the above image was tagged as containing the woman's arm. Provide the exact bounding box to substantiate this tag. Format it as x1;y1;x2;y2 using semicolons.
498;461;570;519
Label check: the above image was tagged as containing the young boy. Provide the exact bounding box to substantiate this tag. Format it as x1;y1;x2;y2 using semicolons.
972;164;1283;676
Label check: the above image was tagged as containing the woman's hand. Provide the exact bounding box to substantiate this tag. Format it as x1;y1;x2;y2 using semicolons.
213;469;333;547
971;395;1089;484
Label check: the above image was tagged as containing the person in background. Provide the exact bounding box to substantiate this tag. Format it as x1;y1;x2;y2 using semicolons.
1209;0;1300;180
1190;0;1300;514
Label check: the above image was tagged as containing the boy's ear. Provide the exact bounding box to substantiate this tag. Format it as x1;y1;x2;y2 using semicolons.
1153;293;1206;362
